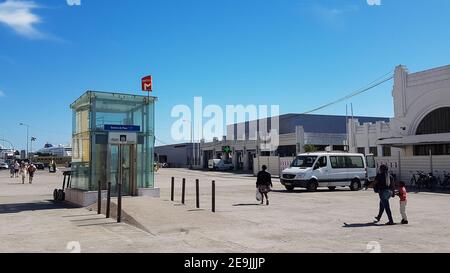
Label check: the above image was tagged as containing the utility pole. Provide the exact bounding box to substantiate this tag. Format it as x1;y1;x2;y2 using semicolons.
19;123;30;159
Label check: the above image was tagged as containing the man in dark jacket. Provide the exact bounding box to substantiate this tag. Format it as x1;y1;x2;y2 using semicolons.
374;165;396;225
256;165;273;205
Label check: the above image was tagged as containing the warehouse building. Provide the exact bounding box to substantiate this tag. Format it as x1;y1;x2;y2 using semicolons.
199;113;389;171
154;142;200;168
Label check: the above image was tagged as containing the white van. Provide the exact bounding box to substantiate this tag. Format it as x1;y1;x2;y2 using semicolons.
280;152;377;192
208;159;234;171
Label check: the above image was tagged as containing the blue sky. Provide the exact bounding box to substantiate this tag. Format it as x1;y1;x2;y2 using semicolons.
1;0;450;150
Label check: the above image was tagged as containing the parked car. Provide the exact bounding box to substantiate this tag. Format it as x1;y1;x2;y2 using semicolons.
0;162;9;170
280;152;376;192
34;163;45;170
208;159;234;171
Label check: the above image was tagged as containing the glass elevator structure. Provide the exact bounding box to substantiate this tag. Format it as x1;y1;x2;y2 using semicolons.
70;91;156;195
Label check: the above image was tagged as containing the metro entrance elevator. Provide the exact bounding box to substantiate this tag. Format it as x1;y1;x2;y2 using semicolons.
66;91;158;206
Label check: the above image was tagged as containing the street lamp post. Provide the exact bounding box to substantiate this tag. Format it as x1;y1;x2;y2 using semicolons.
183;119;194;169
19;123;30;159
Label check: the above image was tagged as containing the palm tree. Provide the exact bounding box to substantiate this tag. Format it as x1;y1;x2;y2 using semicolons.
304;145;317;153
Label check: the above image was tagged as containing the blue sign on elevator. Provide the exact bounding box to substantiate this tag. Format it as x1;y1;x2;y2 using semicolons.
104;124;141;132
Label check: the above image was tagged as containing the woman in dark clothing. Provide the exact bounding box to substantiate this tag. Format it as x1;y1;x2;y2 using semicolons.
256;165;273;206
373;164;396;225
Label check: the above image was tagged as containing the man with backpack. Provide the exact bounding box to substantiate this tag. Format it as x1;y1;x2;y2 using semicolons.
28;163;37;184
373;164;396;225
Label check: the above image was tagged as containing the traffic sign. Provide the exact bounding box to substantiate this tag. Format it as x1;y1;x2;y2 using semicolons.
108;132;137;145
104;125;141;132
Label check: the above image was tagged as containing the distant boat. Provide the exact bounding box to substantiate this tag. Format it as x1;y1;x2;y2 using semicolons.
37;144;72;157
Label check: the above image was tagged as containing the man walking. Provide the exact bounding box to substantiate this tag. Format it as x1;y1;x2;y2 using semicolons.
256;165;273;206
373;165;396;225
27;163;37;184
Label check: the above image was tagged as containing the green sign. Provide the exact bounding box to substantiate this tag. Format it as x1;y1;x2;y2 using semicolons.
222;146;232;153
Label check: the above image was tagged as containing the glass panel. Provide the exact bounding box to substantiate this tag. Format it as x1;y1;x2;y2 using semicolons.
366;155;376;168
70;91;156;192
416;107;450;135
346;156;364;168
330;156;346;168
109;145;119;193
120;145;132;196
318;156;327;167
291;156;317;168
414;144;450;156
91;141;107;191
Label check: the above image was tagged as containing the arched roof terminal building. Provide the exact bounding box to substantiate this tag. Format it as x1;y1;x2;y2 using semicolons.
349;64;450;180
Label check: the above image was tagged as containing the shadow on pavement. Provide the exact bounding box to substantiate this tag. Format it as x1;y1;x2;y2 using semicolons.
76;222;120;227
271;189;351;194
0;200;77;214
62;213;97;218
342;222;384;228
232;203;262;206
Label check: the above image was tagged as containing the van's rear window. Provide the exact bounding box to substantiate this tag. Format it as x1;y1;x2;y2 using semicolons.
330;156;364;169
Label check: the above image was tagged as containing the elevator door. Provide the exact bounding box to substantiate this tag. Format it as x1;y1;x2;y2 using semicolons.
108;144;137;196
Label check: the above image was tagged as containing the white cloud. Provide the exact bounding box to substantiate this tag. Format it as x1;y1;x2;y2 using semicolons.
313;4;359;19
0;0;43;38
367;0;381;6
0;90;5;97
66;0;81;6
307;4;359;28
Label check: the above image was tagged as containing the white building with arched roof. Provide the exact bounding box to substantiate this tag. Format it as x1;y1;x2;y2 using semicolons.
349;64;450;180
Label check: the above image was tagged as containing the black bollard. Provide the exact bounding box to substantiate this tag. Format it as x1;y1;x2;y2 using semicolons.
106;182;111;219
196;179;200;209
62;174;67;190
182;178;186;205
212;180;216;213
117;183;122;223
171;177;175;201
97;180;102;215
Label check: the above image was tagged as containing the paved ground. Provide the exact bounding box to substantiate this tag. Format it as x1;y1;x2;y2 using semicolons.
0;170;189;253
1;168;450;253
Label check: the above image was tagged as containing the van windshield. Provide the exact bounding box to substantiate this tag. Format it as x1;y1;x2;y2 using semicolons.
291;156;318;169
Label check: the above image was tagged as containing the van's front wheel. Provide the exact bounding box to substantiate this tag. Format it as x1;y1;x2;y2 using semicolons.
307;180;318;192
285;185;295;191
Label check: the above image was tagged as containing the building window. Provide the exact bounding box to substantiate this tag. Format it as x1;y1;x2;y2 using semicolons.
277;145;297;157
414;144;450;156
382;146;391;157
333;145;345;151
369;147;378;157
357;147;365;155
416;107;450;135
314;145;328;152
